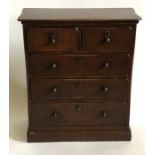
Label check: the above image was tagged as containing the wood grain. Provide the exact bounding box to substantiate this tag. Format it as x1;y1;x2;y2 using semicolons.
18;8;141;142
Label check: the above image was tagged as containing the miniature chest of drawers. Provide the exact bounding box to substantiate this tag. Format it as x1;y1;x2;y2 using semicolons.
18;8;141;142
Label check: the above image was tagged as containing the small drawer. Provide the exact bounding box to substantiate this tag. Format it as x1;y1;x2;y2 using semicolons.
30;101;128;127
82;26;135;52
29;53;131;78
27;27;79;52
30;79;129;100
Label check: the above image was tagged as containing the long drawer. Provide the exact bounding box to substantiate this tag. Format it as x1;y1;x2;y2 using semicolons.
30;79;129;100
31;101;128;127
29;53;131;78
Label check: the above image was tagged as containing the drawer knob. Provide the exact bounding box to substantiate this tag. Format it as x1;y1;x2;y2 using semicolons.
75;104;82;111
75;27;79;32
76;56;83;64
48;32;56;44
52;38;56;44
50;87;57;94
52;87;57;93
104;62;109;68
52;111;58;118
50;63;57;69
103;86;109;92
100;111;107;117
103;31;111;44
106;37;111;43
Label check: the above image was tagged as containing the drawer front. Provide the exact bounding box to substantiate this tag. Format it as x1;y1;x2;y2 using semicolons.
27;28;78;52
82;26;135;52
30;79;129;100
31;101;128;127
29;54;131;78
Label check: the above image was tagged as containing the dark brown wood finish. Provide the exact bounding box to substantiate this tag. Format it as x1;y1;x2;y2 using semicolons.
82;26;136;52
27;27;79;52
30;79;129;100
29;53;131;78
18;8;141;22
18;8;141;142
31;101;128;127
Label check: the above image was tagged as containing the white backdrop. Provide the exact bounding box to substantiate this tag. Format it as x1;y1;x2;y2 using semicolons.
10;0;144;155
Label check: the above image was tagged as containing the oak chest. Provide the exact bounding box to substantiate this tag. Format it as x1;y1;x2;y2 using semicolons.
18;8;141;142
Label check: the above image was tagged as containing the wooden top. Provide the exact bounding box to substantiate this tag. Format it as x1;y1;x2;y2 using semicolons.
18;8;141;22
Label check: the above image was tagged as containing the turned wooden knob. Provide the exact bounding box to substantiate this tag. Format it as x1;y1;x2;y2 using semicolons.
52;111;58;118
104;62;110;68
103;86;109;92
100;111;107;117
75;27;79;32
48;32;56;44
49;87;57;95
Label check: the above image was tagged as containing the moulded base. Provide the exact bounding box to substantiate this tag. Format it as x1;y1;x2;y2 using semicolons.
27;126;131;142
